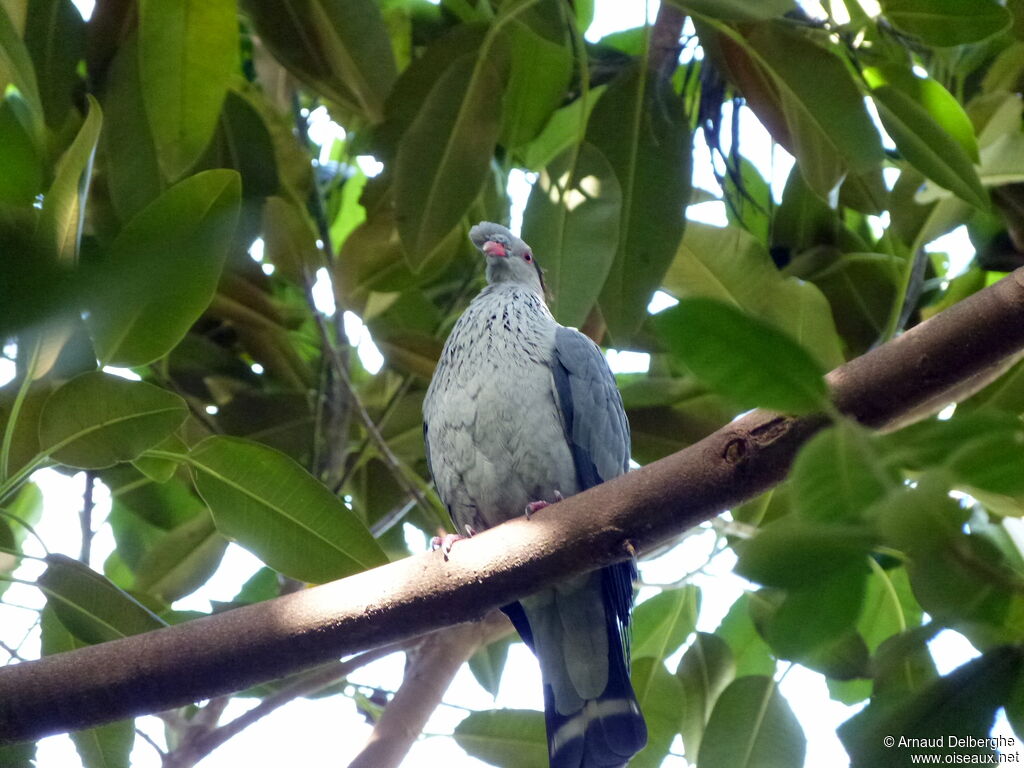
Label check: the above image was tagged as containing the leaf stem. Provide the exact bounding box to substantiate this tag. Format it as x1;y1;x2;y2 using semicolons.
1;338;41;483
0;505;49;555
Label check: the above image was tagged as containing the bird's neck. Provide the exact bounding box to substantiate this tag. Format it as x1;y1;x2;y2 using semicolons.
479;282;546;306
444;283;555;353
472;284;551;323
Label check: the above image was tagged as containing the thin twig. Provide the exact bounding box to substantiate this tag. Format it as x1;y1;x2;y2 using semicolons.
370;498;417;538
333;267;480;495
135;726;165;757
79;472;95;564
0;640;25;662
293;96;353;489
162;641;406;768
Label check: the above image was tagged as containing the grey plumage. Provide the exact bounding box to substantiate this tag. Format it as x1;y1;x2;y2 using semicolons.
423;222;646;768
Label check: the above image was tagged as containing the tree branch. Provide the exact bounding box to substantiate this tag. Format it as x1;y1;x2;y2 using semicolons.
648;2;687;81
347;611;511;768
162;640;406;768
1;269;1023;745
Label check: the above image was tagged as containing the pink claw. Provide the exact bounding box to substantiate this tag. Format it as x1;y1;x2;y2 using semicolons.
430;525;477;560
524;491;563;519
524;500;549;518
431;533;464;558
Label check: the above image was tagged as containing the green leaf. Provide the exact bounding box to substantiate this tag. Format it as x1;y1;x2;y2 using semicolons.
589;63;691;342
133;511;228;602
0;94;43;205
880;0;1012;46
698;676;806;768
875;480;1022;639
243;0;397;123
882;411;1013;472
521;142;621;328
716;593;776;677
875;479;968;554
376;23;487;157
653;297;830;414
871;625;941;700
71;719;134;768
783;249;900;358
262;195;321;285
199;87;281;199
948;425;1024;496
771;165;841;253
668;0;796;21
37;95;102;262
664;221;844;369
190;436;388;583
39;371;189;469
0;742;35;768
101;33;165;221
24;0;85;127
626;390;738;464
865;65;987;210
737;517;876;588
631;585;700;661
790;424;893;522
858;566;921;654
38;554;167;644
630;655;687;768
87;169;241;367
138;0;238;180
0;2;44;144
453;709;548;768
233;566;280;604
723;153;772;243
327;167;367;251
1;382;51;482
501;11;572;148
739;22;884;196
518;85;607;171
132;433;188;483
0;482;43;600
395;50;505;266
676;632;736;763
839;648;1022;767
40;608;134;768
828;565;923;704
764;565;868;660
468;633;515;698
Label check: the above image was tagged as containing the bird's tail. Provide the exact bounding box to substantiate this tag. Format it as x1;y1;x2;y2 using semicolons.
502;595;648;768
542;632;647;768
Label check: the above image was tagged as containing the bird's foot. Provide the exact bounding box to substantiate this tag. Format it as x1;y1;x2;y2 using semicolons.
430;525;477;560
524;490;563;519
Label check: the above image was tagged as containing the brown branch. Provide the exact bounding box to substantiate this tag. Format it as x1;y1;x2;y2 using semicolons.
1;269;1023;745
648;2;687;81
162;641;405;768
347;611;511;768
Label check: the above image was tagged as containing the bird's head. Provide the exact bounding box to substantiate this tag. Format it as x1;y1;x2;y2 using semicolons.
469;222;545;296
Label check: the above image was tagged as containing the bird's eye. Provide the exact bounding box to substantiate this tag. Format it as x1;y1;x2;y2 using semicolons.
523;252;533;262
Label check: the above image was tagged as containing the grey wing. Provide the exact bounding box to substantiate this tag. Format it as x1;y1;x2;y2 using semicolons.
422;423;436;490
551;325;630;490
551;326;636;651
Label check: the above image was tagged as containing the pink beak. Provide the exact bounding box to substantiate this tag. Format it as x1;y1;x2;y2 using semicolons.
482;240;507;258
